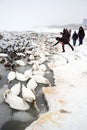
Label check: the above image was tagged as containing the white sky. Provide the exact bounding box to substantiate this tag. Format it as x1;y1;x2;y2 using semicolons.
0;0;87;31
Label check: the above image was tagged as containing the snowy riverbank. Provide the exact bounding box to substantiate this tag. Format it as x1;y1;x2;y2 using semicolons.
25;41;87;130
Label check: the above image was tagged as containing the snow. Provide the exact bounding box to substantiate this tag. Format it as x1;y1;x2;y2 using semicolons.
0;53;8;57
25;30;87;130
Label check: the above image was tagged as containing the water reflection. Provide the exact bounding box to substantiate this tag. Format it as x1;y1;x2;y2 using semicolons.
12;111;36;122
1;121;27;130
0;104;12;129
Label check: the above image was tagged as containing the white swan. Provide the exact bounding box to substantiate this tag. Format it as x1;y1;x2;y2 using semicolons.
39;64;47;72
24;69;32;79
32;63;46;76
27;78;37;92
16;71;28;81
16;53;25;57
10;82;21;96
22;84;39;111
7;71;16;83
39;53;48;64
39;57;47;64
32;75;52;87
29;54;35;60
32;69;45;76
15;59;26;66
3;89;30;111
32;62;39;71
22;84;35;102
47;61;56;71
32;64;47;76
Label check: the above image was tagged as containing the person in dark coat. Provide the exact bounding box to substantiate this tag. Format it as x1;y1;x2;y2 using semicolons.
78;26;85;45
53;29;74;52
72;31;78;46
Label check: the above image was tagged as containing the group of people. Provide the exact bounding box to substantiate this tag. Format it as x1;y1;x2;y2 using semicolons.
72;26;85;46
52;26;85;52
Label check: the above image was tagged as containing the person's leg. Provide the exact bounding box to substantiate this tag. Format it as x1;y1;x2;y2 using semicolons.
68;43;74;51
80;39;83;45
73;40;76;46
61;42;65;52
79;38;82;45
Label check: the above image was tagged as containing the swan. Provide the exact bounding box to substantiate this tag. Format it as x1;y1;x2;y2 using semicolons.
32;62;46;75
15;59;26;66
47;61;56;71
16;53;25;57
38;57;47;64
3;89;30;111
0;53;8;57
22;84;35;102
10;82;21;96
29;54;35;60
44;50;51;56
16;71;28;81
32;75;52;87
7;71;16;83
22;84;39;111
24;69;32;79
39;53;48;64
39;64;47;72
32;62;39;71
27;78;37;93
32;69;45;76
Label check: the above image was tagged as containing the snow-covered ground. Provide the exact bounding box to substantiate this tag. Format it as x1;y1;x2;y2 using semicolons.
24;29;87;130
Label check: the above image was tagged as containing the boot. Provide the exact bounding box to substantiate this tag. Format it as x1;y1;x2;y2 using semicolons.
62;48;65;52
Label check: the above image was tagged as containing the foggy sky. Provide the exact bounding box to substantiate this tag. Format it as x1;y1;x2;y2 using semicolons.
0;0;87;31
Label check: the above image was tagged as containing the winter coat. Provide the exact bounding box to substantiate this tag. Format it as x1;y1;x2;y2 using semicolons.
72;33;78;40
78;27;85;39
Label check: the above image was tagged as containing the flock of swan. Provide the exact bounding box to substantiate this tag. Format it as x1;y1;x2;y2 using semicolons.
3;63;52;111
0;31;56;111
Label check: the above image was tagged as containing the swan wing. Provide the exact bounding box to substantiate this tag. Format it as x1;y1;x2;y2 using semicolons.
7;94;30;110
11;82;21;96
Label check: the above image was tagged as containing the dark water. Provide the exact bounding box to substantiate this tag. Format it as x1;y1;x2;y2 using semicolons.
0;61;54;130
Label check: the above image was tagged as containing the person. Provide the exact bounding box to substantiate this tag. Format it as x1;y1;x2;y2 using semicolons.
68;29;72;41
78;26;85;45
72;31;78;46
53;29;74;52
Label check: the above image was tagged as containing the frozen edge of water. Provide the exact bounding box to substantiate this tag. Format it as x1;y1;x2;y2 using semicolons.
24;45;87;130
